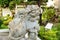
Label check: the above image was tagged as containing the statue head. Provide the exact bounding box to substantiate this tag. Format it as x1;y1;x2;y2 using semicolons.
26;5;39;10
25;5;41;22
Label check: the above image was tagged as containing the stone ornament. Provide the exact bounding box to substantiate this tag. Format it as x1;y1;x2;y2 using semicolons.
8;5;42;40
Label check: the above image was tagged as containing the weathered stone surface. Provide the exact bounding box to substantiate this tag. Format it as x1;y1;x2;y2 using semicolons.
0;32;9;40
9;5;42;40
0;36;8;40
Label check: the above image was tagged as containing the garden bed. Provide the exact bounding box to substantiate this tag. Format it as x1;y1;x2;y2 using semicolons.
38;23;60;40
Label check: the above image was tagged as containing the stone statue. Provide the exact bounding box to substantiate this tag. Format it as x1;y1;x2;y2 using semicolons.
8;5;42;40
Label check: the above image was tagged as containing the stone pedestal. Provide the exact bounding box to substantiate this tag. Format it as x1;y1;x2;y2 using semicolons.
0;29;9;40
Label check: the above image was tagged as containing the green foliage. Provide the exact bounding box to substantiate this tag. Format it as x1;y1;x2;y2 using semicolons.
0;15;12;29
1;24;8;29
3;16;12;25
42;8;55;22
15;0;24;5
38;26;45;39
28;0;37;2
9;1;16;10
29;1;37;5
0;0;24;9
28;0;47;4
38;23;60;40
0;0;2;5
41;0;48;2
53;23;60;31
39;27;57;40
0;20;3;28
0;0;10;7
54;23;60;40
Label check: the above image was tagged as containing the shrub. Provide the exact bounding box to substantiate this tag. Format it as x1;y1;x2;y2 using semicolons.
38;23;60;40
0;20;3;28
0;15;12;29
38;25;58;40
29;1;37;5
1;24;8;29
42;8;55;22
0;0;10;8
15;0;24;5
9;1;16;10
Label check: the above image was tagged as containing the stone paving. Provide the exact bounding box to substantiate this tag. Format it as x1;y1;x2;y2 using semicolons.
0;36;8;40
0;32;9;40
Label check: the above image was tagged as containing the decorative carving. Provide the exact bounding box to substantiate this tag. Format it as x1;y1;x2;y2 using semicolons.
9;5;41;40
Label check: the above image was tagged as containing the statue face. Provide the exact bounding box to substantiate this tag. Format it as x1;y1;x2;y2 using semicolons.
29;10;40;17
19;13;24;18
17;12;25;20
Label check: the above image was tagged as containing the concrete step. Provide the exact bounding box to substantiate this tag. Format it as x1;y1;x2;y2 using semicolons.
0;29;9;40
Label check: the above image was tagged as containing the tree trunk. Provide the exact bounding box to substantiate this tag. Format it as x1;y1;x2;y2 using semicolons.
37;0;42;25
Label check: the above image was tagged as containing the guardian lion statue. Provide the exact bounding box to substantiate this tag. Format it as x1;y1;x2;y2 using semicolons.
8;5;42;40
